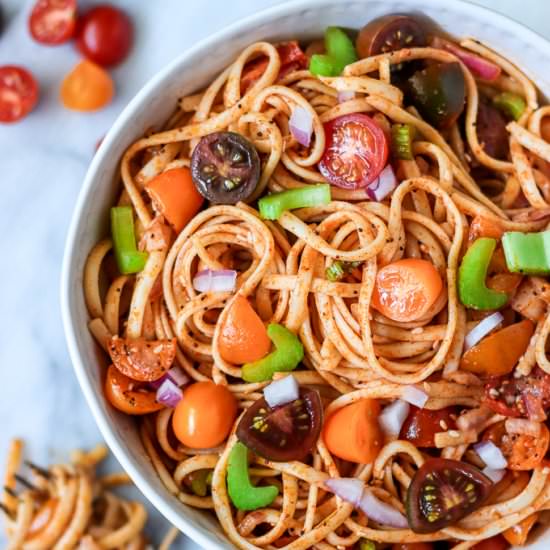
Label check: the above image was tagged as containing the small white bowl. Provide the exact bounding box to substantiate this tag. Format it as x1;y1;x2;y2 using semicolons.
61;1;550;547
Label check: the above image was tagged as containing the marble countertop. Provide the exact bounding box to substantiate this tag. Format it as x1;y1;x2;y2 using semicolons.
1;0;549;547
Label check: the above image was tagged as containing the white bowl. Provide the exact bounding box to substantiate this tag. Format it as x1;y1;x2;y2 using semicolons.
61;1;550;548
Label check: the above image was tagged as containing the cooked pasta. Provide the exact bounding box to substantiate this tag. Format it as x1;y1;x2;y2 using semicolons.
83;14;550;550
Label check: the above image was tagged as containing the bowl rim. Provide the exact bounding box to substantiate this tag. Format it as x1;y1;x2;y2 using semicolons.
61;0;550;547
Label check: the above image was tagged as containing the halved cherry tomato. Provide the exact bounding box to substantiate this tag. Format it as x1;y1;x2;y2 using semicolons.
26;498;58;539
29;0;76;45
483;421;549;470
218;296;271;364
502;513;538;546
104;365;164;415
472;535;509;550
237;388;322;462
76;4;134;67
392;544;433;550
0;66;39;123
172;381;237;449
319;113;388;189
468;215;504;245
461;320;534;377
145;168;204;233
60;60;114;111
241;41;308;93
371;259;443;323
108;336;176;382
400;406;456;447
323;399;382;464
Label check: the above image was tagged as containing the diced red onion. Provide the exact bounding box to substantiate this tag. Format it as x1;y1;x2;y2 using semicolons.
193;269;237;293
324;477;365;507
264;375;300;408
505;418;542;437
149;366;190;390
402;386;429;409
289;106;313;147
367;165;398;201
483;467;506;483
156;378;183;408
464;312;503;350
337;90;355;103
522;393;547;422
474;440;507;469
431;37;501;81
358;489;408;528
379;400;410;437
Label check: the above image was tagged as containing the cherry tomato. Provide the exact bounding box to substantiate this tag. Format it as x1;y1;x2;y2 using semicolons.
400;406;457;447
371;259;443;323
356;15;427;58
406;458;492;533
29;0;76;45
237;388;322;462
484;367;550;420
319;113;388;189
60;60;114;111
0;66;39;123
392;544;433;550
172;382;238;449
483;421;549;470
476;99;509;160
104;365;164;415
76;4;134;67
472;535;509;550
502;513;538;546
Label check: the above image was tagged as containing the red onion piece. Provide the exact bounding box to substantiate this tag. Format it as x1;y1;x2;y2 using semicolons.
324;478;365;507
523;393;547;422
379;400;410;437
337;90;355;103
264;375;300;408
505;418;541;437
289;106;313;147
482;467;506;483
367;164;398;201
193;269;237;293
156;378;183;408
464;312;503;350
474;440;507;469
431;37;501;81
359;489;408;528
148;366;190;390
401;386;429;408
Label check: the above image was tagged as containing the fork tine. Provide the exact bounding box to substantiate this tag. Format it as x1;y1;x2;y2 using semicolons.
14;474;37;491
24;461;51;479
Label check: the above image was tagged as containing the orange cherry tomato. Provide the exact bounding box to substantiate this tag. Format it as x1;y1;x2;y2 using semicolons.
145;168;204;233
472;535;509;550
502;513;538;546
26;498;58;539
218;296;271;364
172;381;237;449
468;215;504;245
460;320;534;376
541;118;550;142
322;399;382;464
104;365;164;415
371;259;443;322
0;66;39;123
483;421;549;470
392;544;434;550
60;60;114;111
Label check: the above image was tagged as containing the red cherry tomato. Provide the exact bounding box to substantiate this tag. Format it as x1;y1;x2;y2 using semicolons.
400;406;457;447
472;535;509;550
319;113;388;189
0;66;39;123
76;4;133;67
29;0;76;45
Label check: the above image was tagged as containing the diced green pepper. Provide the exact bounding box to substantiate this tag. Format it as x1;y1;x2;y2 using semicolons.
502;230;550;274
309;27;357;76
391;123;414;160
493;92;526;121
258;184;331;220
189;469;212;497
111;206;148;274
325;260;362;282
359;540;376;550
458;238;508;310
227;442;278;510
241;324;304;383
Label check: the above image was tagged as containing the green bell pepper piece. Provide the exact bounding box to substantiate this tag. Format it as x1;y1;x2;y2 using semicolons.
493;92;526;121
190;469;212;497
359;540;376;550
309;27;357;76
458;238;508;310
258;184;331;221
241;324;304;383
391;123;415;160
502;230;550;274
227;442;278;511
111;206;148;274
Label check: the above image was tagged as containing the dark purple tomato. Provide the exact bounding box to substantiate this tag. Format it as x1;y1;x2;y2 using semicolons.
400;406;457;448
476;99;509;160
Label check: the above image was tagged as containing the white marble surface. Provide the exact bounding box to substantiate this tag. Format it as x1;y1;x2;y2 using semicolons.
0;0;549;548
